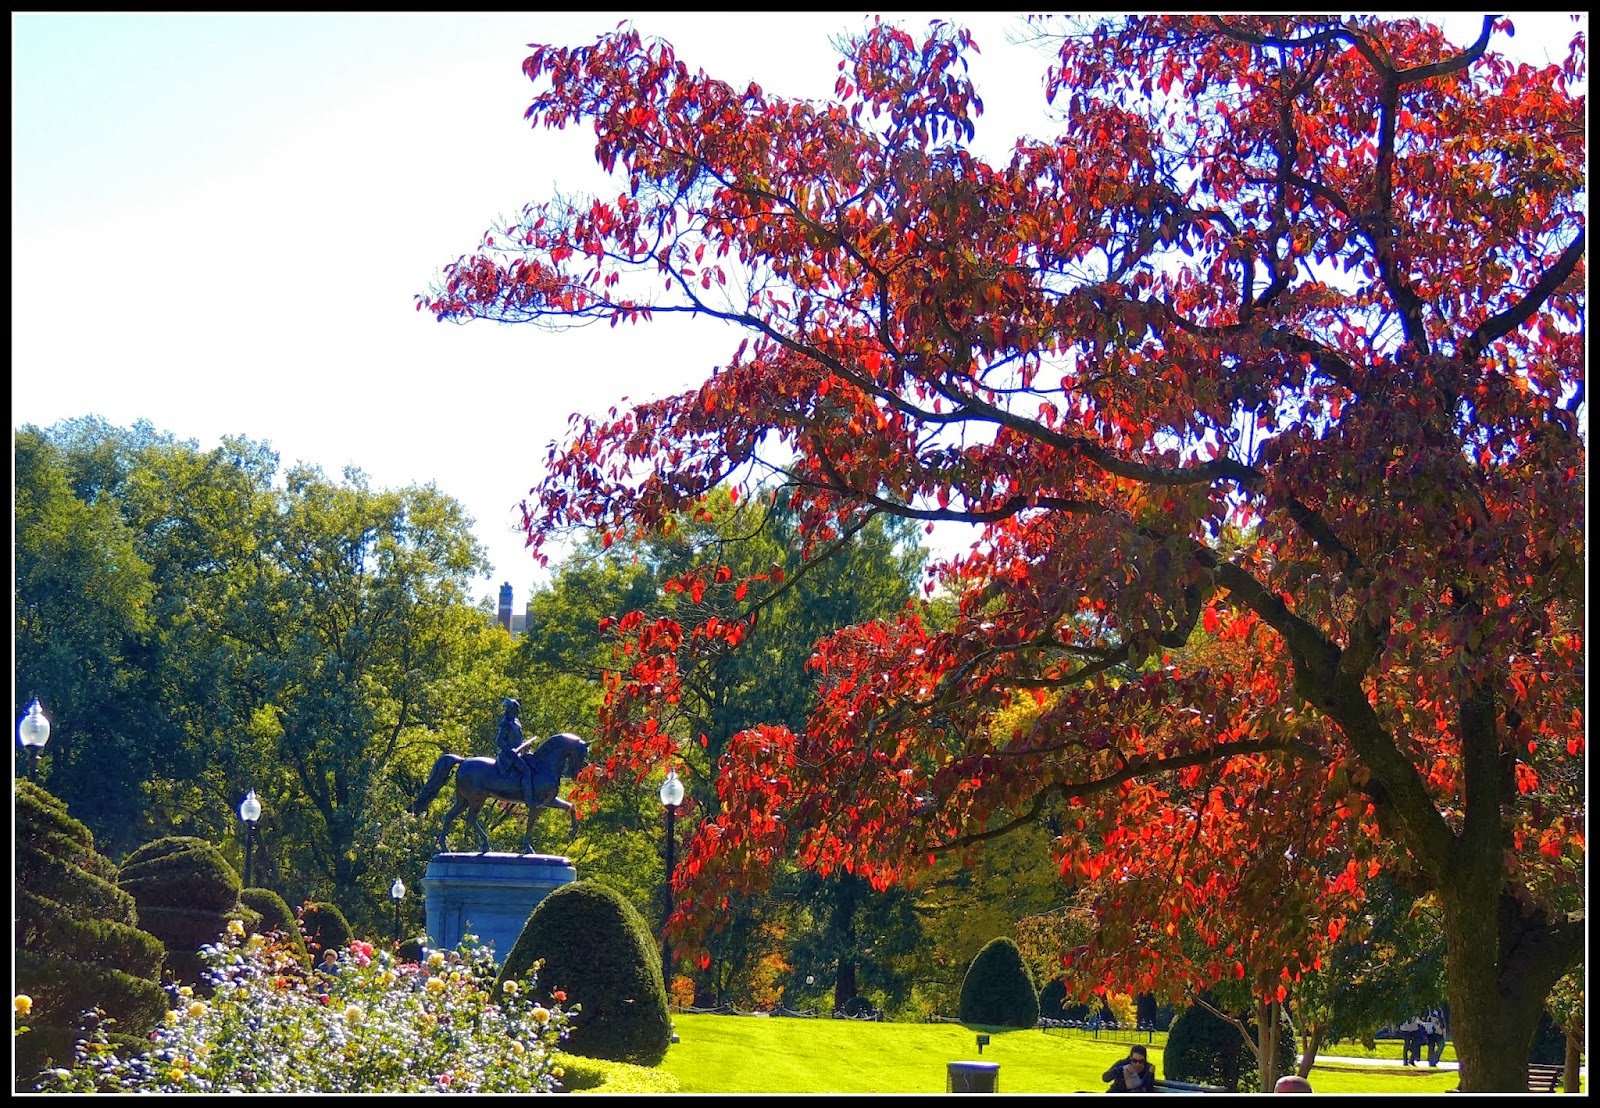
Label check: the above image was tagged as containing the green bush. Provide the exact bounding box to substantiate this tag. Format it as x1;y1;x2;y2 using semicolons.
14;781;166;1090
117;835;248;986
1164;996;1295;1092
239;887;309;963
551;1052;681;1093
117;836;241;912
303;901;354;952
957;937;1039;1027
1039;977;1069;1021
496;881;672;1066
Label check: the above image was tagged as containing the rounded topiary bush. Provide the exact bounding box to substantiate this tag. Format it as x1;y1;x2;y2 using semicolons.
117;835;249;986
957;937;1039;1027
302;901;354;953
239;887;309;963
496;881;671;1066
1039;977;1069;1021
117;836;242;912
15;781;167;1090
1164;996;1295;1092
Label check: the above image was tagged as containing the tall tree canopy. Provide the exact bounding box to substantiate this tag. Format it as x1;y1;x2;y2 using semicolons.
423;15;1585;1090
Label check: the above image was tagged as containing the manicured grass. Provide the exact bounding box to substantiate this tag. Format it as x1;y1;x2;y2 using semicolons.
656;1015;1512;1094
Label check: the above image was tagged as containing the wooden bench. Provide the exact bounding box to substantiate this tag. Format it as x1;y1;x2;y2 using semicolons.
1151;1079;1230;1093
1527;1063;1564;1092
1449;1063;1566;1093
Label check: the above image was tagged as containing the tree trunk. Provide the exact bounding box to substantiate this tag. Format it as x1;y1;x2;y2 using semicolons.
1563;1031;1582;1094
1297;1024;1325;1079
1440;886;1579;1091
1256;998;1283;1092
834;960;857;1013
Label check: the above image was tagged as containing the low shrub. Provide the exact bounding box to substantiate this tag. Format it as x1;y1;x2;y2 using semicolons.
32;927;572;1093
117;837;241;912
958;938;1039;1027
496;881;672;1066
239;888;309;964
551;1052;681;1093
301;901;353;953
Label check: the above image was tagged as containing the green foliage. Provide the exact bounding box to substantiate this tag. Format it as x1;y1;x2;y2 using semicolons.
1163;996;1293;1092
1039;978;1070;1021
1164;998;1242;1089
496;881;672;1065
34;932;572;1093
551;1052;681;1093
238;887;309;963
958;937;1040;1027
14;781;167;1089
302;901;354;952
117;835;249;985
118;836;243;912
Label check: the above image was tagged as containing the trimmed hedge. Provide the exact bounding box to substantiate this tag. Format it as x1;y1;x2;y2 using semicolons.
958;937;1040;1027
116;835;246;987
240;887;310;963
496;881;672;1066
551;1051;681;1093
117;836;242;912
1039;977;1070;1021
302;901;354;952
1165;996;1296;1092
14;782;165;1090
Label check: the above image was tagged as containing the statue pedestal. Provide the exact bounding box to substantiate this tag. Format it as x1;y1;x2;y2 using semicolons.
422;852;576;962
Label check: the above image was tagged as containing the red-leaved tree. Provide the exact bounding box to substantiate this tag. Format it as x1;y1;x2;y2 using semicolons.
422;15;1585;1090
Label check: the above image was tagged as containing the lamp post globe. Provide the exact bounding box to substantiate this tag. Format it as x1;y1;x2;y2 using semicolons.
391;877;406;942
238;791;262;889
17;698;51;781
658;769;685;993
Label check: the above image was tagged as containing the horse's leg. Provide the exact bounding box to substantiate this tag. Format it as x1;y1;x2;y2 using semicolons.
548;796;577;841
466;800;491;853
439;797;466;854
519;775;540;855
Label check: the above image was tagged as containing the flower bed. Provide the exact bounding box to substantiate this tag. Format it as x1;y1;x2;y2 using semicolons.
27;923;575;1093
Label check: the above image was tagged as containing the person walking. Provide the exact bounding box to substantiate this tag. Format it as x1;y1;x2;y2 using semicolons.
1398;1016;1422;1066
1424;1012;1445;1067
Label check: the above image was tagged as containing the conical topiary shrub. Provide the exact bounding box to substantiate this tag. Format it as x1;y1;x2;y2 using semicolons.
301;901;354;954
495;881;671;1066
15;781;167;1090
1039;977;1070;1021
117;835;254;986
239;887;309;964
957;937;1039;1027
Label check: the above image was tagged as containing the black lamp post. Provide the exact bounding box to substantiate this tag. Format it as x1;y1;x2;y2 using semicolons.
17;698;51;781
658;768;684;992
238;791;261;889
391;877;406;943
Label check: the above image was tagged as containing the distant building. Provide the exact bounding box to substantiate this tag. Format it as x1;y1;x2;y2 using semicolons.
497;582;513;632
492;582;532;639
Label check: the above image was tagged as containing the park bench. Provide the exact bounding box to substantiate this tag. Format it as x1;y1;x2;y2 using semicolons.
1449;1063;1566;1094
1151;1079;1229;1093
1526;1063;1564;1092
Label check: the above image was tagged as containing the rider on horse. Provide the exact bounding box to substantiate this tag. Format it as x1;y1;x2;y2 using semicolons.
494;698;534;799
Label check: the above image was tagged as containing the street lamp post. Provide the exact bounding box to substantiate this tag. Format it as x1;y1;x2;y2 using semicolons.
17;698;51;781
391;877;406;943
658;768;685;993
238;791;262;889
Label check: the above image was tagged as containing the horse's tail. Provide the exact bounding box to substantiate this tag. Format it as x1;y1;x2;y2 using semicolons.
411;754;461;814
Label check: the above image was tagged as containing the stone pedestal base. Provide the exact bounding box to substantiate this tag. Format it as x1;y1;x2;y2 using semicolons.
422;852;576;962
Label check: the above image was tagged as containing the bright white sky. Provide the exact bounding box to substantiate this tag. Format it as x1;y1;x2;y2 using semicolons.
11;12;1585;608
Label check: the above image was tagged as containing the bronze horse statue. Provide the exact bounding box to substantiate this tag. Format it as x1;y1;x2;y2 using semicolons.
411;732;588;854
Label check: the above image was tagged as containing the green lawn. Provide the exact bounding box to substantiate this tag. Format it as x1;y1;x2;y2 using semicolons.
655;1015;1482;1094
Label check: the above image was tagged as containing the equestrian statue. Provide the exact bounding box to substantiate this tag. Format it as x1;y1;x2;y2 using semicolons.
411;698;588;854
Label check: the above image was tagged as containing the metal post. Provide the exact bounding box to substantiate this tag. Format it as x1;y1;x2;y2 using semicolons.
243;822;255;889
662;801;676;991
394;898;401;942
